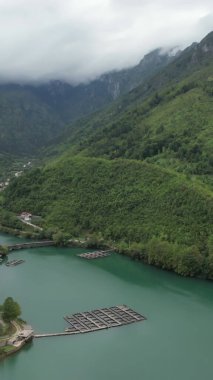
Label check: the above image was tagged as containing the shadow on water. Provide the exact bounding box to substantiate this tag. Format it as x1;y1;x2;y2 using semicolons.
75;251;213;305
6;244;213;306
0;255;8;265
0;341;33;370
23;246;80;258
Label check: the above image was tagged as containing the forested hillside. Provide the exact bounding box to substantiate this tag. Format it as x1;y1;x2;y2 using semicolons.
2;31;213;279
4;156;213;278
69;66;213;182
51;32;213;185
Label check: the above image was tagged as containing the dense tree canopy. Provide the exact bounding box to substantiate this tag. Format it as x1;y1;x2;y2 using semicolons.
4;156;213;279
2;297;21;322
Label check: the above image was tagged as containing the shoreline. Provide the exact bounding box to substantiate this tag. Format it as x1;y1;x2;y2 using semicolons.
0;226;212;282
0;321;34;361
0;340;26;361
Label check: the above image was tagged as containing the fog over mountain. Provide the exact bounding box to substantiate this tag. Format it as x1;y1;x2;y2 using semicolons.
0;0;212;84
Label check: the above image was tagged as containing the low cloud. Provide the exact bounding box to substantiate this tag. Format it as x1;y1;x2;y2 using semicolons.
0;0;212;84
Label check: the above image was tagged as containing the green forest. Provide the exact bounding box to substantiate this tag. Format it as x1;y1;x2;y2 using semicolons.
57;65;213;186
4;156;213;279
1;31;213;279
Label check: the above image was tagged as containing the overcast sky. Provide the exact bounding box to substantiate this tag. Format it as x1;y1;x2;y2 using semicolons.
0;0;212;84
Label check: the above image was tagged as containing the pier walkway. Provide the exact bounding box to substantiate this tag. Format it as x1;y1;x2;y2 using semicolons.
34;305;146;338
7;241;54;252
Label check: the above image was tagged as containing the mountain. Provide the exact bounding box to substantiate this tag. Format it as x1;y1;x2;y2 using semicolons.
0;49;174;156
36;48;176;120
51;32;213;182
0;86;63;156
2;31;213;279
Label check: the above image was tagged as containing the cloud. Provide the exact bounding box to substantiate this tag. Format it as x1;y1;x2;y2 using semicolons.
0;0;212;84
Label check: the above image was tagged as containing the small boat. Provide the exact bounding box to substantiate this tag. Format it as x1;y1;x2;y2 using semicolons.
6;259;25;267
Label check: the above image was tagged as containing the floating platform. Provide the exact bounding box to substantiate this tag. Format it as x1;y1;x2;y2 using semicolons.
34;305;146;338
77;250;112;260
6;259;25;267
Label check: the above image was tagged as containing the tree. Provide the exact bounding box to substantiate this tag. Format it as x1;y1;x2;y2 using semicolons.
147;238;174;270
207;235;213;256
204;255;213;280
52;231;69;246
0;245;9;255
2;297;21;322
174;246;203;277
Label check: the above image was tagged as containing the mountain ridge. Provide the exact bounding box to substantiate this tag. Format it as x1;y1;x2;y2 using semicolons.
0;48;175;157
1;30;213;279
46;31;213;184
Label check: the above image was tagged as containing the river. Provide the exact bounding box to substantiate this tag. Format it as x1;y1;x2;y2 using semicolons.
0;233;213;380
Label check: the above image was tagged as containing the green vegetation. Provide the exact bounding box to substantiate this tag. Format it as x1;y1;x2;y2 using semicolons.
1;31;213;279
0;297;21;337
0;154;38;182
0;297;22;360
57;64;213;188
0;345;16;359
1;298;21;323
0;154;15;180
0;244;8;255
49;33;212;190
0;88;63;155
0;322;15;339
0;206;44;239
4;156;213;278
117;238;213;279
0;208;27;236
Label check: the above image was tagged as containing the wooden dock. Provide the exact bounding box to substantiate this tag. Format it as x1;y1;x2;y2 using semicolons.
34;305;146;338
77;250;112;260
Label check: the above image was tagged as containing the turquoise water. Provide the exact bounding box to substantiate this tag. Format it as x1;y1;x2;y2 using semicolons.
0;233;213;380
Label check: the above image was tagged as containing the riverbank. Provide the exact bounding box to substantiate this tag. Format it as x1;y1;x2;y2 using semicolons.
0;342;25;360
0;321;33;361
1;234;213;380
1;225;213;281
70;236;213;281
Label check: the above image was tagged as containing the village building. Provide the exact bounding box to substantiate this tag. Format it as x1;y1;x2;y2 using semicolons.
19;212;32;222
14;171;23;178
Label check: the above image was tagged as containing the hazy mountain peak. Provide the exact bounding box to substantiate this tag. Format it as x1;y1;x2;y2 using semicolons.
199;31;213;53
